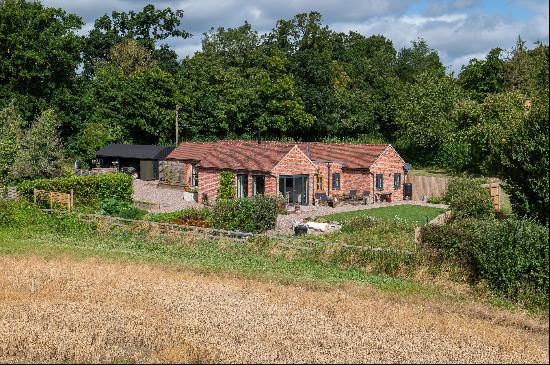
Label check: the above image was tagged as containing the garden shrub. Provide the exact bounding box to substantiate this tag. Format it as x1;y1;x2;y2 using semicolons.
0;199;92;233
146;207;212;223
17;173;133;208
0;199;45;227
421;217;549;309
210;195;278;233
426;196;444;204
100;198;146;220
444;177;494;219
217;171;235;199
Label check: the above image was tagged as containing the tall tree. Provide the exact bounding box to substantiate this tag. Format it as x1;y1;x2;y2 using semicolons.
12;109;65;179
0;0;83;119
82;4;190;76
459;48;505;102
394;71;464;163
0;103;23;181
265;12;338;138
396;39;445;83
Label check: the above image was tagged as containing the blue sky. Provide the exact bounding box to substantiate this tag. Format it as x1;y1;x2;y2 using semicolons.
43;0;549;74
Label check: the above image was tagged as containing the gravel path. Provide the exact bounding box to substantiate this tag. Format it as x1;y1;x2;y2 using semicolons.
132;179;198;212
0;256;547;363
268;201;449;235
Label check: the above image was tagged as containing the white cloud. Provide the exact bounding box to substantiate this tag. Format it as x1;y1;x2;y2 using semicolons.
40;0;548;72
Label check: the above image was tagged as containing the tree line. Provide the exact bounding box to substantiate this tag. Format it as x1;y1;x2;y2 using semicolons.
0;0;548;223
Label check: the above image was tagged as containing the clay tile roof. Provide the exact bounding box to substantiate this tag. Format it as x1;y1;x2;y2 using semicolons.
198;141;298;171
299;143;390;169
167;140;394;171
165;142;216;161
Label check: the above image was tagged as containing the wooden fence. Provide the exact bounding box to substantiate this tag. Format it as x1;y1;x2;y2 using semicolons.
408;176;501;212
34;189;73;212
407;175;450;201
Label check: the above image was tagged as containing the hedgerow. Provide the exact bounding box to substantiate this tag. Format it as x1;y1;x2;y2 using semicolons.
17;173;133;208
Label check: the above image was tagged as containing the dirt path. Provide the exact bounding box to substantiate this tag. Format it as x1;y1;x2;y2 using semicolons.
0;256;547;363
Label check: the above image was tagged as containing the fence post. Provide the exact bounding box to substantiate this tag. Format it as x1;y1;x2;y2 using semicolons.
33;189;37;205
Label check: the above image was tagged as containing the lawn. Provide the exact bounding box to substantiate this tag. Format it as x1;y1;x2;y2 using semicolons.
316;204;446;224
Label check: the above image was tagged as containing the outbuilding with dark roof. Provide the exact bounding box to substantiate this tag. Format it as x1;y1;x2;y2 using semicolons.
95;144;174;181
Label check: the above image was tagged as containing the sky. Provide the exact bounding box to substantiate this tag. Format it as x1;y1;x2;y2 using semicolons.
42;0;549;74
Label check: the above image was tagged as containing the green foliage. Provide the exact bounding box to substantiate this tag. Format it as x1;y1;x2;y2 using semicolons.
0;199;44;228
0;199;91;233
421;218;549;309
444;178;494;219
426;196;444;204
396;38;446;83
146;207;212;222
17;173;133;208
217;171;236;199
0;0;83;119
459;48;505;102
210;195;279;233
0;103;23;181
100;198;130;215
11;109;65;179
394;72;464;163
82;4;190;76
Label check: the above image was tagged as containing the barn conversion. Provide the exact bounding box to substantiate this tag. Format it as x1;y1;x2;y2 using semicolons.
164;140;407;205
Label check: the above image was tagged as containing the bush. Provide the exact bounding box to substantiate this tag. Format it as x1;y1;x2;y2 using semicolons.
100;198;146;220
426;196;444;204
421;218;549;309
17;173;133;208
0;199;93;233
444;178;494;219
217;171;235;199
210;195;279;233
146;207;212;223
0;199;45;227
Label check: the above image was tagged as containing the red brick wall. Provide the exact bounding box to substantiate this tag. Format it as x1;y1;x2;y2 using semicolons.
341;169;372;201
197;169;220;204
272;146;318;204
369;146;405;202
314;162;343;196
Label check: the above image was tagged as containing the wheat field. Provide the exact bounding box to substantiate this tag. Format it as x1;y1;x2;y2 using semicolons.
0;255;547;363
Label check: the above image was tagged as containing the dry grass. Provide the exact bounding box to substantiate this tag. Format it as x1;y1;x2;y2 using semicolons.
0;256;547;364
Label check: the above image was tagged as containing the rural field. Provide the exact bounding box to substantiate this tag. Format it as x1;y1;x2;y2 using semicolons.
0;253;548;363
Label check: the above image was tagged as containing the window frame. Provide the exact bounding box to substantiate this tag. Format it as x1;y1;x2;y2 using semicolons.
191;163;198;187
376;173;384;191
315;175;324;191
393;172;401;190
236;174;248;198
252;175;265;196
331;173;341;190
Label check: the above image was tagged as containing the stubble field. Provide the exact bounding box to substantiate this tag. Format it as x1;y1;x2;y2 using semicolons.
0;255;547;363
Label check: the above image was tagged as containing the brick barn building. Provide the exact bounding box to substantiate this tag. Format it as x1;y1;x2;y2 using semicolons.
164;140;407;205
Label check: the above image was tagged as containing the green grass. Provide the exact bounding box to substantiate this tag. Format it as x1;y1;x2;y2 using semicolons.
0;228;427;294
408;167;450;177
317;204;446;224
